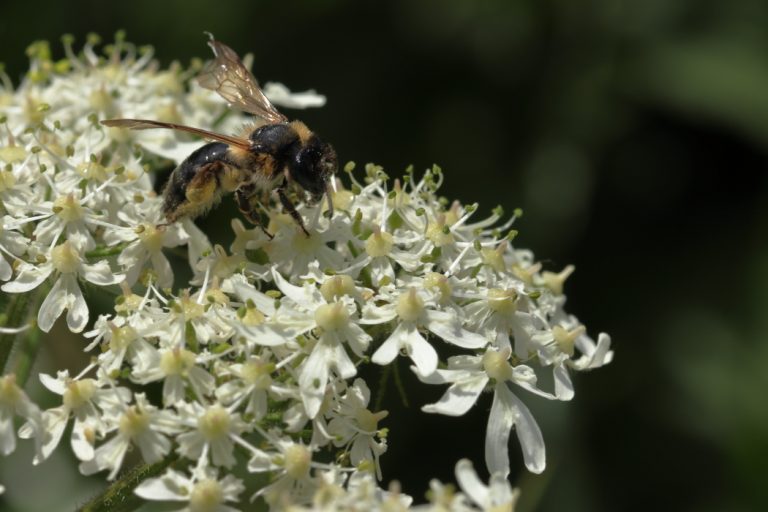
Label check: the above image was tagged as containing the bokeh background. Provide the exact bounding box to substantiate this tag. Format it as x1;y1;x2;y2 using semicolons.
1;0;767;510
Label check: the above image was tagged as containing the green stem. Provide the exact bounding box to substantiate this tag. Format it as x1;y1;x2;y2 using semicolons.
0;292;29;373
85;243;127;261
77;454;178;512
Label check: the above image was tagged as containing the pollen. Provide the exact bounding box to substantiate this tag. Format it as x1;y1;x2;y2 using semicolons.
108;324;138;352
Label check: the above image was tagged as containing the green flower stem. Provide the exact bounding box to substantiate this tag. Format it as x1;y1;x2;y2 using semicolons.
0;293;30;374
85;243;127;261
77;454;178;512
0;284;48;385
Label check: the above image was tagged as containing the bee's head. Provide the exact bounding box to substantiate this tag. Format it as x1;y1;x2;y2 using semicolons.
293;137;338;213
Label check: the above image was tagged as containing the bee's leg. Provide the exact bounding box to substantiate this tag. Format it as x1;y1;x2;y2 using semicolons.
235;185;273;240
277;185;310;237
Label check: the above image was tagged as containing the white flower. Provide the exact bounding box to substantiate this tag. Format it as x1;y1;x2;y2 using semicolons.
327;378;388;479
2;239;124;332
18;370;131;463
454;459;519;512
135;466;245;512
79;393;179;480
417;347;558;475
364;286;487;376
0;374;42;458
175;402;247;468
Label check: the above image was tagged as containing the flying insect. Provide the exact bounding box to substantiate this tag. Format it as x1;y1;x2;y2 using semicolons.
101;35;338;236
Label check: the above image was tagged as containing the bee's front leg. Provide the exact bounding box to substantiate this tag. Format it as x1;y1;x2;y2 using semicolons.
235;184;273;239
277;184;310;237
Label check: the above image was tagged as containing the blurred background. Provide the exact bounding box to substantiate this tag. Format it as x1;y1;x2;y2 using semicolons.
1;0;767;510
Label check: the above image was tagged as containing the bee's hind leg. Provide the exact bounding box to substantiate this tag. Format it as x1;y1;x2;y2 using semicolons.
235;185;273;240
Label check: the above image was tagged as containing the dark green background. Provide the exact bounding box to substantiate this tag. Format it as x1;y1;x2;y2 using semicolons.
2;1;767;510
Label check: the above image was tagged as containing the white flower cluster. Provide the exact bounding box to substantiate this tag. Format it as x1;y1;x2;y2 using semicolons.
0;35;613;511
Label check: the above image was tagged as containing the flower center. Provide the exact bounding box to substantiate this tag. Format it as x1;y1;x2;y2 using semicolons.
63;379;96;409
51;241;82;273
198;405;231;441
365;227;393;258
396;288;424;322
109;324;138;352
118;406;150;439
320;274;355;302
314;302;350;332
53;194;84;222
354;408;389;433
137;224;164;253
482;243;507;273
189;479;224;512
241;358;274;390
0;169;17;191
424;272;451;304
482;348;513;382
159;347;196;377
542;265;575;295
283;444;311;480
0;375;21;407
426;215;453;247
552;325;585;357
487;288;517;315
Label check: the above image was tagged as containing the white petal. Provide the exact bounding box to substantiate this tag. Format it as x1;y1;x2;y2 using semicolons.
37;276;68;333
237;324;290;346
271;267;323;309
150;252;174;289
134;469;190;501
425;310;488;349
298;345;330;419
263;81;326;109
1;262;53;293
404;325;438;377
487;383;545;475
553;363;574;400
0;417;16;455
422;375;488;416
65;276;89;333
0;256;11;281
71;418;95;461
371;324;403;366
82;260;124;286
455;459;489;507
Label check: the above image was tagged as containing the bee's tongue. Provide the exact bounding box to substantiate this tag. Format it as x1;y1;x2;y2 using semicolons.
325;181;334;218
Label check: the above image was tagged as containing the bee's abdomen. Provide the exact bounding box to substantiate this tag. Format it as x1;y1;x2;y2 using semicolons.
162;142;234;221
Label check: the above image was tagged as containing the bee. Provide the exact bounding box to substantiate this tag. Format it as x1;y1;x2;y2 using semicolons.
101;35;338;237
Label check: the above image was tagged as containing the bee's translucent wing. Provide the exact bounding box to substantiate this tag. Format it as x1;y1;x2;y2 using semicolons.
197;36;288;124
101;118;252;151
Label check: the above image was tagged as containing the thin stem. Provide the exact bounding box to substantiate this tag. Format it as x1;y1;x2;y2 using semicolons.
76;454;178;512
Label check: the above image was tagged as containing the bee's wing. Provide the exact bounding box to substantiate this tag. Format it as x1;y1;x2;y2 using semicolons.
101;118;252;151
197;37;288;124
